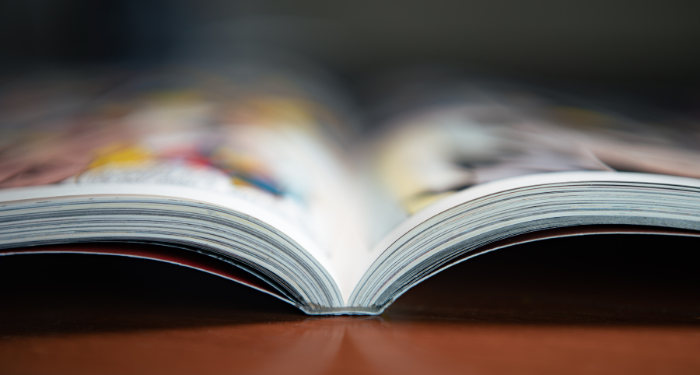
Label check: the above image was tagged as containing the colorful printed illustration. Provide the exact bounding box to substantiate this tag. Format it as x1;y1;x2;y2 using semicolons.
0;67;358;253
0;68;343;200
73;135;288;197
373;97;700;215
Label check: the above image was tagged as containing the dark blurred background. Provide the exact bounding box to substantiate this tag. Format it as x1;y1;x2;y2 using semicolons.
1;0;699;87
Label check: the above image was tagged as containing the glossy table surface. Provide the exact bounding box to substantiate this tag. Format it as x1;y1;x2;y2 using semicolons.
1;235;700;375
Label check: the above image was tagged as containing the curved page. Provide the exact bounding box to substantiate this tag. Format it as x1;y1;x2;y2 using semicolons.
0;64;364;313
351;80;700;312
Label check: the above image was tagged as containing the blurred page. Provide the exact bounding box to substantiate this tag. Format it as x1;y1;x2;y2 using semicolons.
361;75;700;247
0;64;364;267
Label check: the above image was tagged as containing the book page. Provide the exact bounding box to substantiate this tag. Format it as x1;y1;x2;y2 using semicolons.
361;78;700;252
0;65;367;294
342;78;700;308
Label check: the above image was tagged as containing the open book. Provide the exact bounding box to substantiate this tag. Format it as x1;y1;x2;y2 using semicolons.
2;63;700;315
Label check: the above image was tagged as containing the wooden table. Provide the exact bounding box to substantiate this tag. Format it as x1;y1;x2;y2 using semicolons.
1;235;699;374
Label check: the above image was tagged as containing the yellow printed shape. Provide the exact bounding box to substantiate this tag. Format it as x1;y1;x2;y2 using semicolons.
89;144;154;168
